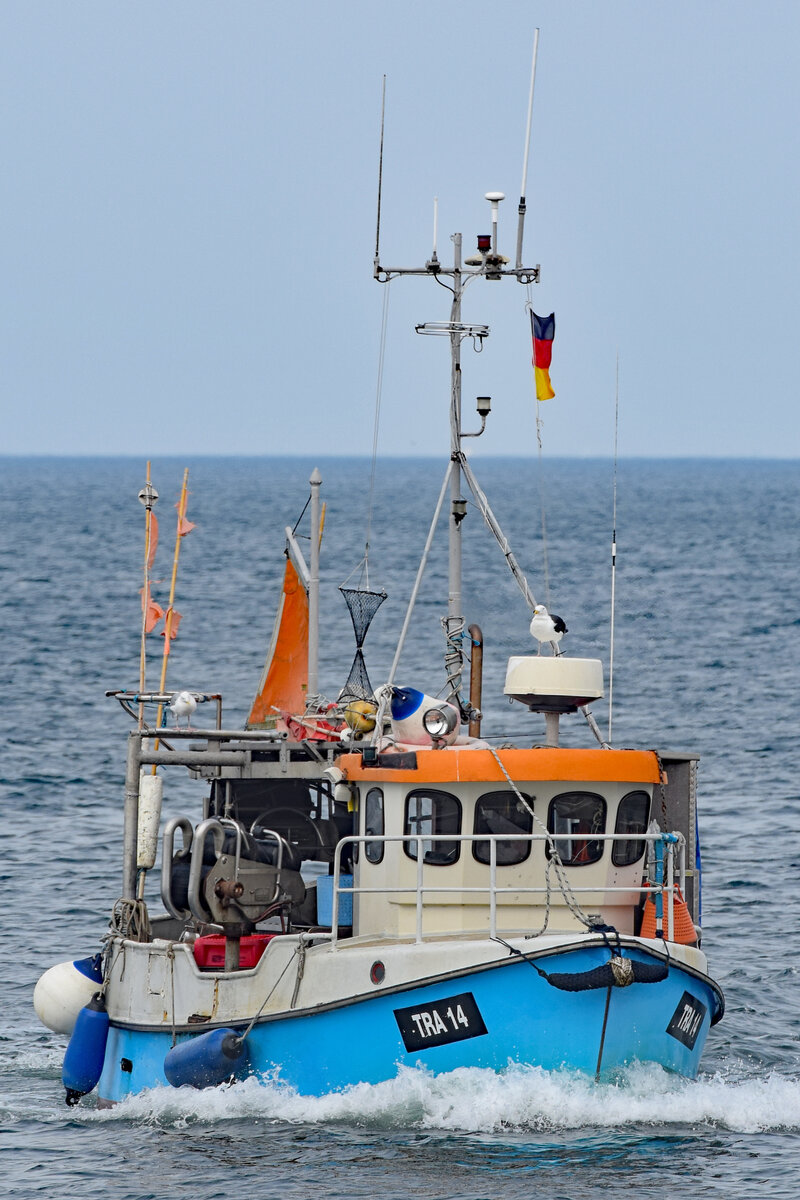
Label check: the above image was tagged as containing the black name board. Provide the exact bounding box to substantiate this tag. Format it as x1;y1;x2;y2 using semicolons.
666;990;707;1050
394;991;488;1052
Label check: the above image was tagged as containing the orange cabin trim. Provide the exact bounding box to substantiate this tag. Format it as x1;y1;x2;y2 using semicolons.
337;747;662;785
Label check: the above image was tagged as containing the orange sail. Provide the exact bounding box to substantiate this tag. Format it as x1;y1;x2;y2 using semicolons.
246;555;309;728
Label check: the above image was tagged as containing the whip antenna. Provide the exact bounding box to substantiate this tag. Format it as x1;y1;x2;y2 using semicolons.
608;354;620;743
515;27;540;269
374;75;386;269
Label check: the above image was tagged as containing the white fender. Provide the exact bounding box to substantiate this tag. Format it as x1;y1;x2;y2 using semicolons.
137;772;164;870
34;958;103;1035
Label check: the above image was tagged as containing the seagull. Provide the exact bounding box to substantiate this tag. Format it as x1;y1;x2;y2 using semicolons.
529;604;567;655
169;690;198;728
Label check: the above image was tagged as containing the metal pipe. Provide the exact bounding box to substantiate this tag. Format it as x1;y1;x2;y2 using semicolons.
160;816;193;919
447;233;464;702
187;819;226;923
308;467;322;701
489;837;497;939
468;624;483;737
416;836;424;944
386;461;453;689
132;727;287;741
138;750;251;767
122;732;142;899
459;456;536;610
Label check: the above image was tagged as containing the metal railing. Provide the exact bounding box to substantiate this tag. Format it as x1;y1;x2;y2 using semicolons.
328;831;686;947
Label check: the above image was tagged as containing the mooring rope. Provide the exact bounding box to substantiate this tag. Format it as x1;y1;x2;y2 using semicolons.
486;745;594;932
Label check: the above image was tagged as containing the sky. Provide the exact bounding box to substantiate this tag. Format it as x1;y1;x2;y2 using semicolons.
0;0;798;458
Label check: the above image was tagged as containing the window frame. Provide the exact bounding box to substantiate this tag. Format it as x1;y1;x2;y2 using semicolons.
472;789;534;866
403;788;462;865
611;790;651;867
547;791;607;867
364;786;385;864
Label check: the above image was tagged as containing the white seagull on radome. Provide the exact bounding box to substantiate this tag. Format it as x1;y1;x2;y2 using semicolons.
529;605;568;655
169;690;198;728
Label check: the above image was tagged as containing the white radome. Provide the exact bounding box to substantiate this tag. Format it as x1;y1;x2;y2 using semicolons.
169;690;198;727
529;604;568;654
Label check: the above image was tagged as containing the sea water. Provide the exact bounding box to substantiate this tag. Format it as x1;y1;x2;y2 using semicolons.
1;456;799;1199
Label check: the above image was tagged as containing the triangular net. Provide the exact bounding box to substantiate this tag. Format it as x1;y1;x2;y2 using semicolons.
339;586;387;648
338;585;387;703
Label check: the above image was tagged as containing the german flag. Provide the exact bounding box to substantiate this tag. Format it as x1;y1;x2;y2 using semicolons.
530;311;555;400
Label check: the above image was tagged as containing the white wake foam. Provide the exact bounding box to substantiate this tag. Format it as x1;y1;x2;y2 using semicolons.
90;1063;800;1135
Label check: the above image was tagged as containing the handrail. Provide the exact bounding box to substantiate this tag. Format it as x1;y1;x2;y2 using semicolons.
329;831;686;948
160;815;194;919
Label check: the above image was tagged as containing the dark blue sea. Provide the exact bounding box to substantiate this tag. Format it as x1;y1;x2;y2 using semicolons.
2;455;799;1199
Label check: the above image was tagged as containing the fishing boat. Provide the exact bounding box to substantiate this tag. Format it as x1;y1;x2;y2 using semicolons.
33;50;724;1106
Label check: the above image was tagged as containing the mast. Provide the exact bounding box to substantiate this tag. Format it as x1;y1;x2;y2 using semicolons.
447;233;464;702
375;216;539;710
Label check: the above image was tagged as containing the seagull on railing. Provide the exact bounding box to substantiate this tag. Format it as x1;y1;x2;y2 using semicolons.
169;690;198;728
529;605;567;655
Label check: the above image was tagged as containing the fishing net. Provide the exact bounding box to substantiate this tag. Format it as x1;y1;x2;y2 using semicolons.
338;585;387;703
340;586;386;647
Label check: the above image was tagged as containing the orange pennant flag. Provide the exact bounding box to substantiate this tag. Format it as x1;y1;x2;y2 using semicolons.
161;608;182;642
147;513;159;570
140;585;165;633
175;501;195;537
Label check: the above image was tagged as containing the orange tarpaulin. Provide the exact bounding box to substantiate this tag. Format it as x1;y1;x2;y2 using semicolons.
247;557;309;727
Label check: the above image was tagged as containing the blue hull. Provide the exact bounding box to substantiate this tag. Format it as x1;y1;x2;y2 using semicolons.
97;946;721;1103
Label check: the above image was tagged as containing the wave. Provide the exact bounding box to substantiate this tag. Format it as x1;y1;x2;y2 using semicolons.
80;1062;800;1135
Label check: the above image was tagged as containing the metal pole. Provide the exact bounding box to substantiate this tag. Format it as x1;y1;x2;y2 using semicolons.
122;731;142;899
608;353;620;743
447;235;464;701
308;467;322;701
516;27;540;269
416;836;424;944
387;461;453;687
468;624;483;737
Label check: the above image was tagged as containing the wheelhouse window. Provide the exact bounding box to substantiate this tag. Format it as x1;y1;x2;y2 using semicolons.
473;791;534;865
612;790;651;866
404;790;461;865
364;787;384;864
548;792;606;866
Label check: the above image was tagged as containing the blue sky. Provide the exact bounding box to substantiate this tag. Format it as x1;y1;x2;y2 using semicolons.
1;1;797;457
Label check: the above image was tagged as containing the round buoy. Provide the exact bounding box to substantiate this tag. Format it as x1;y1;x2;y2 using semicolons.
34;955;104;1035
344;699;377;734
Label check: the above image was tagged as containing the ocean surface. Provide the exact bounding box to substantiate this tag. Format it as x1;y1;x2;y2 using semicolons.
1;455;799;1199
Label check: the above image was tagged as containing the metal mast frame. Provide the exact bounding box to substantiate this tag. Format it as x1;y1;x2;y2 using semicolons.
374;236;540;709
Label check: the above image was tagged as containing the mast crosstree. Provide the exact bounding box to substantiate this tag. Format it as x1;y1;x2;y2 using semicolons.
374;200;540;713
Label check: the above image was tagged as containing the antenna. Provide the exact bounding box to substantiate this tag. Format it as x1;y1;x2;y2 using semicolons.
515;27;540;269
608;353;620;743
374;75;387;269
